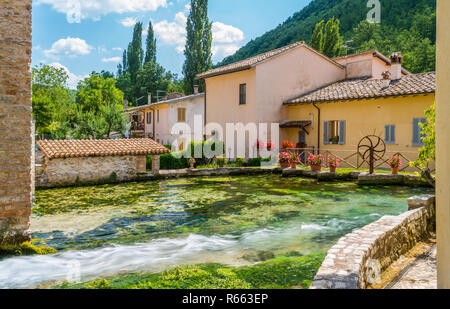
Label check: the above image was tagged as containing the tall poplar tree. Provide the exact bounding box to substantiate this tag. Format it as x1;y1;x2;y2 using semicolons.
127;22;144;85
144;21;157;64
182;0;212;95
322;17;343;58
310;20;324;52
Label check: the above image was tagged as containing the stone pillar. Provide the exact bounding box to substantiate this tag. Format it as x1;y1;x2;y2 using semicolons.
436;0;450;289
135;156;147;174
152;155;160;175
0;0;33;244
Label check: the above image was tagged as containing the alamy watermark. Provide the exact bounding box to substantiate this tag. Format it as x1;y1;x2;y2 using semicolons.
367;0;381;23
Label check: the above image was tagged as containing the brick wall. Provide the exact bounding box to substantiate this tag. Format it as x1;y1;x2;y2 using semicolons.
0;0;33;244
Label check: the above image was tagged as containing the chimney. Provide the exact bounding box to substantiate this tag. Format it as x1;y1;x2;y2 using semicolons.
148;92;152;105
123;99;128;110
193;85;199;94
390;52;403;80
382;71;391;88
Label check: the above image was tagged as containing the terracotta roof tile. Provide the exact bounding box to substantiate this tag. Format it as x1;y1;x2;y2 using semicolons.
196;42;344;80
284;72;435;105
37;139;170;160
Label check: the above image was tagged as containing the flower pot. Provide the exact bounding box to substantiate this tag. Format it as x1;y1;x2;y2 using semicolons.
391;167;399;174
290;163;297;169
280;162;290;168
329;166;336;173
311;165;322;172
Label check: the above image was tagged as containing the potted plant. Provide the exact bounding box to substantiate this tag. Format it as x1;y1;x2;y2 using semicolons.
266;140;275;152
281;141;295;151
278;152;291;168
328;156;339;173
289;152;301;169
216;156;227;168
389;155;402;174
307;154;324;172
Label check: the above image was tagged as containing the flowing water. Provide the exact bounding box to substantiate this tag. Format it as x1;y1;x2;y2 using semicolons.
0;175;432;288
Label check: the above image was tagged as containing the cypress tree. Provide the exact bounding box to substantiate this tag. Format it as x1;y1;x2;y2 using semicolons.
144;21;157;64
128;22;144;84
182;0;212;95
311;20;324;52
322;17;343;58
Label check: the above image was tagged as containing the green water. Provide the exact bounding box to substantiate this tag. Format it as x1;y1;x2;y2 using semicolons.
32;175;431;255
0;175;432;288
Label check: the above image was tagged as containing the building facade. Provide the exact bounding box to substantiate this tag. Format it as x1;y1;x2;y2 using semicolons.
127;92;205;151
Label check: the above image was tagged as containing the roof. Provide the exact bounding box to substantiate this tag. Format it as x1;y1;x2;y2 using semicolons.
126;92;205;114
284;72;435;105
37;139;170;159
279;120;312;128
333;50;410;75
196;41;344;80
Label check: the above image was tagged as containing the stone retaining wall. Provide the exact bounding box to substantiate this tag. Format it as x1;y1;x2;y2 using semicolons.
36;155;145;188
310;195;436;289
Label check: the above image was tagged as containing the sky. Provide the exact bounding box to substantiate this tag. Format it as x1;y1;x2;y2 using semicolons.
32;0;312;88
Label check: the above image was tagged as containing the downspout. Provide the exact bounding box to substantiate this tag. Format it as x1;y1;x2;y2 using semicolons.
313;103;320;155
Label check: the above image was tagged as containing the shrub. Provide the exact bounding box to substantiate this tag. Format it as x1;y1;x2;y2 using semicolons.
216;157;227;167
235;158;245;167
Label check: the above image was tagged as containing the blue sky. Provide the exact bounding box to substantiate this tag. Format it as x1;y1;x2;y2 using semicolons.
32;0;311;88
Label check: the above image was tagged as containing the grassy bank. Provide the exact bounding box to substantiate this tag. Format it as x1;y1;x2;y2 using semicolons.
56;253;325;289
0;241;56;258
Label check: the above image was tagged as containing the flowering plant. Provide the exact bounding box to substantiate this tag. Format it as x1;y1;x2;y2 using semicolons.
281;140;295;150
389;155;402;169
266;140;275;150
216;156;227;167
278;152;291;163
327;156;339;168
307;154;324;167
289;152;302;164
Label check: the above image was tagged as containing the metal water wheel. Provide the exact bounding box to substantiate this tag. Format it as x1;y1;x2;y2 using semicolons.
358;135;386;174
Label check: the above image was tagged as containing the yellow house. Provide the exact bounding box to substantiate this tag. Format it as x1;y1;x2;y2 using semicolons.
197;42;435;169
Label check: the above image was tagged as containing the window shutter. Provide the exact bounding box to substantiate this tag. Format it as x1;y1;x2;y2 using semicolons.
391;125;396;144
412;118;420;146
385;125;390;143
338;120;346;145
324;121;329;145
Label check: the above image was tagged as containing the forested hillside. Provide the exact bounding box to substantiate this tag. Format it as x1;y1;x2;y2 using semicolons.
216;0;436;73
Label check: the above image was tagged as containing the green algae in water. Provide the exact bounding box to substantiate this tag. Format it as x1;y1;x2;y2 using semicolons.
55;253;325;290
33;175;433;255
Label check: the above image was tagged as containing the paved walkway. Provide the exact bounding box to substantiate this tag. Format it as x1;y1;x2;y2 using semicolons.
385;244;437;289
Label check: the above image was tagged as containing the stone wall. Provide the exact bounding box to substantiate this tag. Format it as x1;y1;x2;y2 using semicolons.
37;155;145;188
310;195;436;289
0;0;33;244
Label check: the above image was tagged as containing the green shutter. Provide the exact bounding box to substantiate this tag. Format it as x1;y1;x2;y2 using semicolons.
338;120;346;145
324;121;329;145
391;125;396;144
412;118;420;146
385;125;390;143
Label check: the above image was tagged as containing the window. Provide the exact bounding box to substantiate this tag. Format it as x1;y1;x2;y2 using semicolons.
324;120;346;145
146;112;152;124
239;84;246;105
177;108;186;122
385;125;396;144
412;118;427;147
157;110;160;123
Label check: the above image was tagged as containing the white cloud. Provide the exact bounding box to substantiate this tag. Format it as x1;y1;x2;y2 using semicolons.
120;17;137;27
153;12;244;58
212;22;244;43
102;57;122;63
44;37;92;60
36;0;167;22
112;47;123;51
154;12;187;53
212;44;241;59
49;62;88;89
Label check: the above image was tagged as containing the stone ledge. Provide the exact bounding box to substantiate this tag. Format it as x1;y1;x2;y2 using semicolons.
310;195;436;289
357;172;431;187
282;168;358;180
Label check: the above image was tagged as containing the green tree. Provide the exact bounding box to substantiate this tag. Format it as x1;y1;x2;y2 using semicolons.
144;21;157;65
32;64;74;136
310;20;324;51
127;23;144;86
72;74;127;139
410;102;435;187
183;0;212;94
322;17;343;57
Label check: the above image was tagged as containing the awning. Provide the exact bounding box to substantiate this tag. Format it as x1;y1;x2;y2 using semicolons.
279;120;312;128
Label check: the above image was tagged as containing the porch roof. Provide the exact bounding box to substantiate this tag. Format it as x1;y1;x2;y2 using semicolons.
279;120;312;128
